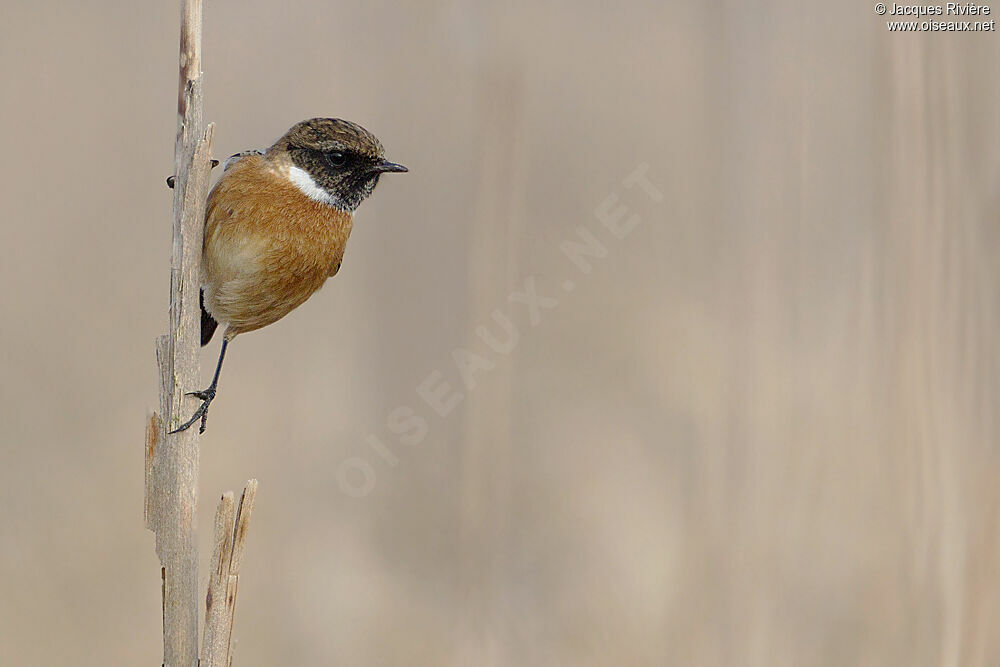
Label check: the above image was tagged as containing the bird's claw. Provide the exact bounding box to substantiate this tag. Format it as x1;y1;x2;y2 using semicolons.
169;388;217;434
186;388;216;401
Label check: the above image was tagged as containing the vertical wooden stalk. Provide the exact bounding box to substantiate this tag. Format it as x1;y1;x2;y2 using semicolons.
145;0;215;665
202;480;259;666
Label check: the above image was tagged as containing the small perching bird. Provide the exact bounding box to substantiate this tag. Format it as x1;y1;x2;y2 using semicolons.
171;118;407;433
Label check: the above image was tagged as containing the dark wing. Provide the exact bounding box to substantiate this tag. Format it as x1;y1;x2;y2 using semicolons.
200;289;219;346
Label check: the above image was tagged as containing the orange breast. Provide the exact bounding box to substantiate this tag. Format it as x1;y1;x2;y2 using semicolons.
201;155;354;338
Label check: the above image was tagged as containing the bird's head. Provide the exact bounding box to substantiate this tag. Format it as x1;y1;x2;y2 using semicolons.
268;117;407;212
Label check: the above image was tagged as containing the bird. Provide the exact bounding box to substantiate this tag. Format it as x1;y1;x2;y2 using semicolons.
170;117;407;434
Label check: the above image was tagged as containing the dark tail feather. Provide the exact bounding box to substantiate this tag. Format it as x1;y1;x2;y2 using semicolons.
200;289;219;347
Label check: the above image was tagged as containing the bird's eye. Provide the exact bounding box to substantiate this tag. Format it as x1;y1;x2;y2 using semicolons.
325;151;347;168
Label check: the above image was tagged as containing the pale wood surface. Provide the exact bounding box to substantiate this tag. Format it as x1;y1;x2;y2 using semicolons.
145;1;215;665
202;492;235;666
202;480;258;667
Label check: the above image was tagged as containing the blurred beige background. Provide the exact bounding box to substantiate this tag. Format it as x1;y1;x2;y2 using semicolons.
2;1;1000;665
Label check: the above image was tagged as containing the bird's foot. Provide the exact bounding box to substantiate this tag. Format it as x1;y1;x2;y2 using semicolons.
168;387;217;434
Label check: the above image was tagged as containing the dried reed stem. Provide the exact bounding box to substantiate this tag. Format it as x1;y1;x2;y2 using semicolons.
143;1;215;664
202;480;258;666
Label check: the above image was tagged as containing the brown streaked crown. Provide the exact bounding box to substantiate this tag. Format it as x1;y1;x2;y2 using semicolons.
268;118;407;212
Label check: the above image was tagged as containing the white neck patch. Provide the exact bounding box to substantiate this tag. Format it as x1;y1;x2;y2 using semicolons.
286;165;342;208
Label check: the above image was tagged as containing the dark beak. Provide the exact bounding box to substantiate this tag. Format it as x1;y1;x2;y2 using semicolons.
372;159;408;173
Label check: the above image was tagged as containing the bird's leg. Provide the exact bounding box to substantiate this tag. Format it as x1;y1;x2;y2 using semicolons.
169;339;229;434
